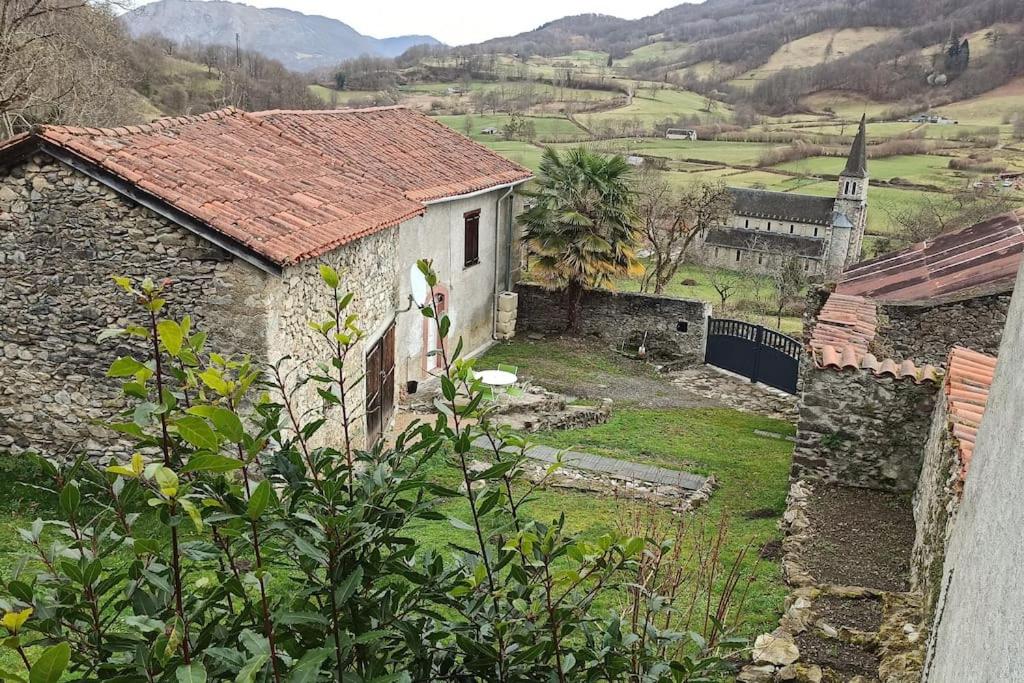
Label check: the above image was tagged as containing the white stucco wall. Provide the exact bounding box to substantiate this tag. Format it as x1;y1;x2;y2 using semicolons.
924;259;1024;682
395;185;522;387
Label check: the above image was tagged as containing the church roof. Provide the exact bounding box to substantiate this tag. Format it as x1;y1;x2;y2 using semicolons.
728;187;836;226
842;114;868;178
703;227;827;258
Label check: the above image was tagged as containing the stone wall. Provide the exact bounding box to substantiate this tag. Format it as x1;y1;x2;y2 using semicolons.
266;227;399;450
0;154;269;461
515;283;709;366
910;395;962;621
792;367;940;491
873;293;1010;366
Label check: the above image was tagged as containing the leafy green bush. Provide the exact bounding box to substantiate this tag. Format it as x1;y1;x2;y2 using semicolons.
0;261;746;682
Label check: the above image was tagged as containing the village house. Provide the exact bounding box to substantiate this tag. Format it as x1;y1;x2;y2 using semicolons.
699;116;869;277
0;106;532;458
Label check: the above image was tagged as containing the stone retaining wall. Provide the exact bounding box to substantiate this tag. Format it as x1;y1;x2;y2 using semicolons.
874;294;1010;366
792;367;940;491
910;396;962;622
515;283;710;366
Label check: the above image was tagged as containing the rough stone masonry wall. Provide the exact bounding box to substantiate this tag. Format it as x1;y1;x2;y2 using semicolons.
792;367;939;491
873;293;1010;366
265;226;399;450
515;283;709;366
910;395;962;622
0;155;269;461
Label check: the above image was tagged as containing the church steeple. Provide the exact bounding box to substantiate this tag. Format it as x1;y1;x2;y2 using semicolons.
842;114;868;179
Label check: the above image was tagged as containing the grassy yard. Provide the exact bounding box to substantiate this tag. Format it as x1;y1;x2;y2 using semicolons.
578;89;732;129
469;339;795;634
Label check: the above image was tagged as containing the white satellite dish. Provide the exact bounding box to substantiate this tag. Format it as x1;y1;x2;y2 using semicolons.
409;265;430;305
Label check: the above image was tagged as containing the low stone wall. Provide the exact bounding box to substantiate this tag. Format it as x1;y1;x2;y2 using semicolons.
910;397;962;622
874;294;1010;366
515;283;709;366
792;367;940;491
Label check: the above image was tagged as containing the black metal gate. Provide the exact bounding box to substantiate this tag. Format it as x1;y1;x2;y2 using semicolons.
704;318;800;394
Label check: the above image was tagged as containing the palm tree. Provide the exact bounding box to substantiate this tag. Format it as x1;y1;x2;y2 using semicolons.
518;147;644;332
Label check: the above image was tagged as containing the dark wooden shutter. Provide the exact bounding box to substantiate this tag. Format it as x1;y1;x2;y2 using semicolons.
464;210;480;267
365;322;396;448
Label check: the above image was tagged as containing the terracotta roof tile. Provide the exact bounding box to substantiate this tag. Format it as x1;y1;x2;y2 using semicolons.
809;292;940;383
837;208;1024;304
253;107;533;203
1;107;532;267
945;346;997;483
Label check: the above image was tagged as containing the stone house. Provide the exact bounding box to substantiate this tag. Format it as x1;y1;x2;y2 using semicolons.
0;106;532;458
836;206;1024;365
698;116;869;277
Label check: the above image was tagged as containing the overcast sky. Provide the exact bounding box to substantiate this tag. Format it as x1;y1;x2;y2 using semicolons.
134;0;689;46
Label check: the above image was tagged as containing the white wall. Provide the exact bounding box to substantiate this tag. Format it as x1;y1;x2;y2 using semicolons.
395;186;521;387
924;259;1024;681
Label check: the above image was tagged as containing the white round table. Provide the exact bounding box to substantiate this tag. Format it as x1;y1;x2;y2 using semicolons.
474;369;518;387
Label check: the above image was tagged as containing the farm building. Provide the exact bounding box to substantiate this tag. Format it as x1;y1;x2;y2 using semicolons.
698;115;869;277
665;128;697;140
0;106;532;459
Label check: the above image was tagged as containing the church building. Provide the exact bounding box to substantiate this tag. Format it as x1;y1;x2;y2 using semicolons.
699;115;869;277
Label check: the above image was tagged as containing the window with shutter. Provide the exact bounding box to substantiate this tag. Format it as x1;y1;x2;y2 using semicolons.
464;210;480;267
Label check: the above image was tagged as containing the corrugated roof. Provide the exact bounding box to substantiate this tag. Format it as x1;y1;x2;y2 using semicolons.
945;346;996;483
837;208;1024;305
0;107;532;268
808;292;941;383
704;226;827;258
728;187;836;226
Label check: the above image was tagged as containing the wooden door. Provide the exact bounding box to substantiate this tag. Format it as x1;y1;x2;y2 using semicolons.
365;323;396;447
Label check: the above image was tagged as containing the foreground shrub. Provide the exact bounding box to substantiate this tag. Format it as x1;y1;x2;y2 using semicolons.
0;262;751;681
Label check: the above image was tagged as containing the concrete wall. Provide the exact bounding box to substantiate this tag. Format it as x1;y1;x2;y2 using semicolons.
924;263;1024;682
0;154;269;460
874;294;1011;366
395;187;522;387
515;283;710;366
792;366;940;491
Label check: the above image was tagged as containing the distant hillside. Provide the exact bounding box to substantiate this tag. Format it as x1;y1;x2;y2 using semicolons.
123;0;442;72
467;0;1024;114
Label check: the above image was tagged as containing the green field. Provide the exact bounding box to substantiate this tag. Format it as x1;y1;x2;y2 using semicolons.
435;113;589;142
579;88;732;130
618;41;691;68
793;181;942;235
550;138;776;166
775;154;958;187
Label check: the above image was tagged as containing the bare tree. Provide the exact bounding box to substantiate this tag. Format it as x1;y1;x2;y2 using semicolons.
763;253;807;330
635;172;733;295
705;263;749;309
1;1;138;138
881;188;1017;249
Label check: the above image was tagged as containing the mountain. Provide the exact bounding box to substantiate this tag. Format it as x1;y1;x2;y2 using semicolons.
122;0;442;71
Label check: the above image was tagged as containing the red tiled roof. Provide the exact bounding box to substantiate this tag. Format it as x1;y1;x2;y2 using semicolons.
809;293;878;356
0;107;532;267
253;107;533;202
809;292;940;383
837;209;1024;305
945;346;996;483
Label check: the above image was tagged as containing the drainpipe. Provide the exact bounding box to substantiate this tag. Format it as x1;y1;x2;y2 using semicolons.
492;186;515;340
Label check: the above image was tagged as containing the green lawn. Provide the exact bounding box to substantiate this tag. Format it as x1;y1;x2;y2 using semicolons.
468;340;795;633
